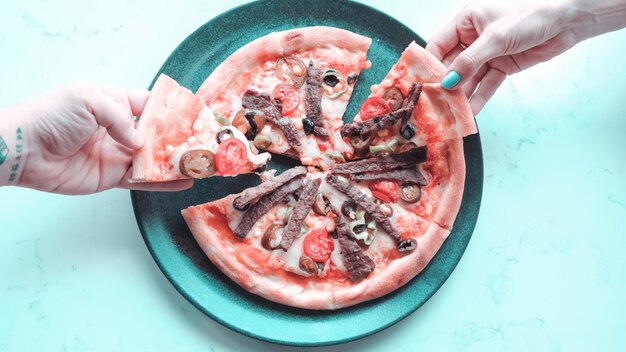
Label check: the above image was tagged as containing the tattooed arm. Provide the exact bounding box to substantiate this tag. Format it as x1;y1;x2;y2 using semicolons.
0;83;193;194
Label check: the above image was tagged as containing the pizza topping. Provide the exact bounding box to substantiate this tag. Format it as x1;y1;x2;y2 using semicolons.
215;138;248;176
253;135;272;149
341;84;423;138
369;139;398;155
341;200;357;219
302;228;335;262
179;149;217;178
234;177;304;238
305;62;329;138
276;56;307;89
271;83;300;116
369;180;400;203
332;147;427;174
299;255;319;275
348;210;377;245
312;193;329;216
302;117;315;135
323;151;346;163
400;123;416;140
214;112;231;126
352;166;427;186
399;183;421;203
326;174;402;243
359;97;392;121
383;87;404;111
261;224;284;250
397;238;417;252
233;166;307;210
349;134;372;158
322;69;349;99
347;74;359;85
242;90;302;154
216;128;235;144
280;178;322;251
329;204;375;282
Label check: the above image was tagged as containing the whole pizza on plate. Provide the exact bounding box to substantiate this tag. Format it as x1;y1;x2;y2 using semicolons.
132;26;476;310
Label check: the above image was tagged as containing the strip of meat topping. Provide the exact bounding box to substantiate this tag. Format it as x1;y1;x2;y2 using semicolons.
234;177;304;238
305;62;328;139
329;204;375;282
331;147;427;174
351;165;427;185
340;83;423;138
326;174;401;242
242;90;302;154
279;178;322;251
233;166;307;209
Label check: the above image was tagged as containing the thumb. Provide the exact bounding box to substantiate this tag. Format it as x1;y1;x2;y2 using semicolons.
441;32;503;90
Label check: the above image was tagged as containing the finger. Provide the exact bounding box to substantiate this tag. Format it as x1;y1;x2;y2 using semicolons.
441;44;464;67
469;68;507;115
119;177;195;192
442;32;503;90
462;63;489;98
426;14;462;60
90;90;143;149
125;89;150;117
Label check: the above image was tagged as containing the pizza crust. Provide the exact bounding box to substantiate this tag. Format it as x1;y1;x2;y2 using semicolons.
279;26;372;57
430;138;466;229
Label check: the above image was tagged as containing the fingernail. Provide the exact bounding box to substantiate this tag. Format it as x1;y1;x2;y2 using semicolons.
442;71;461;90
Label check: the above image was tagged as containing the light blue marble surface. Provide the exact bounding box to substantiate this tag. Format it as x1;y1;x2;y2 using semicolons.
1;1;625;351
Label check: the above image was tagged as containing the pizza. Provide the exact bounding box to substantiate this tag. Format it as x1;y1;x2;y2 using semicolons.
131;74;271;182
195;27;372;170
136;26;477;309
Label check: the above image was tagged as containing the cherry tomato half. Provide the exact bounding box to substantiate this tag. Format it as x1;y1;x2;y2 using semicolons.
272;83;300;116
359;96;392;121
215;138;248;176
303;229;335;262
369;180;400;203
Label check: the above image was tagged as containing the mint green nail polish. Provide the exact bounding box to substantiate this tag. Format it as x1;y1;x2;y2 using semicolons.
442;71;461;89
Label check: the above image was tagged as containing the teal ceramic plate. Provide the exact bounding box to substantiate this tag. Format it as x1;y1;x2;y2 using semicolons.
131;0;483;346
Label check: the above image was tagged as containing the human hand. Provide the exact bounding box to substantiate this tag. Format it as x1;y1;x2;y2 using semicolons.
426;1;582;115
6;84;193;195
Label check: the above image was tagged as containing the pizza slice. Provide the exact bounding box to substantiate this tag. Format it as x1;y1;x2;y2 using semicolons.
341;42;476;158
131;74;271;183
196;26;372;170
181;160;450;309
331;140;466;230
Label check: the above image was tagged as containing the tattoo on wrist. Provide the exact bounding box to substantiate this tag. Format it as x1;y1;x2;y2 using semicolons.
0;127;24;184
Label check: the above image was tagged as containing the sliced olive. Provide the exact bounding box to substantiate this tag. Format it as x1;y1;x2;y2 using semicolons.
299;255;318;275
244;110;265;140
400;123;416;140
384;87;404;111
216;128;235;144
400;183;421;203
232;109;250;135
179;149;216;179
261;224;283;250
350;134;372;158
329;231;338;239
347;74;359;84
312;194;329;215
316;262;326;271
250;110;267;132
302;118;315;135
341;200;357;219
322;69;349;98
323;73;339;87
276;56;307;88
397;238;417;252
253;134;272;149
379;203;393;217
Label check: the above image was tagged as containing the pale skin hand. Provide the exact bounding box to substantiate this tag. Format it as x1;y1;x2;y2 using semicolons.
8;83;193;195
427;0;626;115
